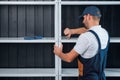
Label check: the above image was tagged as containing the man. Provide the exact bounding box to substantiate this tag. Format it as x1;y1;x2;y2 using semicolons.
54;6;110;80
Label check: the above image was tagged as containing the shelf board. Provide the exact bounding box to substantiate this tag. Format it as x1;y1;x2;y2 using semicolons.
1;1;120;5
0;1;55;5
0;68;55;77
61;1;120;5
0;37;55;43
62;37;120;43
0;37;120;43
62;68;120;77
0;68;119;77
62;68;78;77
110;37;120;43
61;37;77;43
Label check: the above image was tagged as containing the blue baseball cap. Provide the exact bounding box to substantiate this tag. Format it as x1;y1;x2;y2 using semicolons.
79;6;101;18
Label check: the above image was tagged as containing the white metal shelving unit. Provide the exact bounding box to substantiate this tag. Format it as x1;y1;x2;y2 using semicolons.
58;1;120;80
1;0;120;80
0;1;59;80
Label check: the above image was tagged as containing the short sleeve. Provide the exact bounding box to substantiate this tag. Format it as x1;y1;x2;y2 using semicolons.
74;34;90;55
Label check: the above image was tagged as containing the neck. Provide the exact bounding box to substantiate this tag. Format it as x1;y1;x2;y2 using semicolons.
88;21;99;29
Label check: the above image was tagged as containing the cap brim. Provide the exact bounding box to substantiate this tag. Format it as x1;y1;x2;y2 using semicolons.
78;14;84;19
78;15;84;20
78;15;83;19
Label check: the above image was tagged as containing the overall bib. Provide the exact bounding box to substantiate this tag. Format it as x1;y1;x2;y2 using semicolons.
78;30;110;80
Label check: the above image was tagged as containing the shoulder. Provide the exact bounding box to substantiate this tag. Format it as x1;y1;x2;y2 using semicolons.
74;31;98;57
77;31;97;46
88;27;109;49
79;31;96;41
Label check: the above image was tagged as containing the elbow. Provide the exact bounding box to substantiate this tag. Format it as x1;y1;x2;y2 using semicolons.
65;54;74;63
60;52;74;63
66;58;73;63
67;60;72;63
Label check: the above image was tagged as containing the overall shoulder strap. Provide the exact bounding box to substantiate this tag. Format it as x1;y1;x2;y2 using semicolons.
88;30;101;52
88;30;102;79
88;30;110;80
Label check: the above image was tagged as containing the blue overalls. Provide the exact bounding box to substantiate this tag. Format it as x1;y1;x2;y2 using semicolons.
78;30;110;80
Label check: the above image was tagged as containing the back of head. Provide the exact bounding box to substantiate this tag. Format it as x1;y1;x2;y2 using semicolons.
79;6;101;19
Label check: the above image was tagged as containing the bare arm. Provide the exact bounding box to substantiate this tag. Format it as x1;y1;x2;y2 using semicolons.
70;27;88;34
64;27;88;38
54;44;79;62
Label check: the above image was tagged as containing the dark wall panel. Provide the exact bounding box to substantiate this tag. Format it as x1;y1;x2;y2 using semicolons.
0;6;8;37
26;44;35;67
43;44;55;68
9;44;18;67
26;6;34;36
107;43;120;68
18;44;27;67
34;6;43;36
34;44;44;67
0;44;54;68
43;6;54;37
9;6;17;37
0;44;9;67
18;6;26;37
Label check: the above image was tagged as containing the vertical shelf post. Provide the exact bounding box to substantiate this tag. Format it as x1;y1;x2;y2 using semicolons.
55;0;59;80
58;0;62;80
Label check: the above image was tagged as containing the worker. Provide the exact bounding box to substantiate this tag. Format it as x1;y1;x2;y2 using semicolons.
54;6;110;80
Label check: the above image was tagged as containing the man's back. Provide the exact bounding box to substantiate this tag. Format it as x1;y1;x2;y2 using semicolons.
74;25;109;58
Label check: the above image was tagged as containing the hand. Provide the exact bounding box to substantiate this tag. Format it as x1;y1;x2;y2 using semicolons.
53;44;63;56
64;28;72;39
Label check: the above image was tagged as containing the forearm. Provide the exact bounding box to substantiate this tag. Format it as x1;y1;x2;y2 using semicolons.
57;49;79;63
58;52;72;63
70;27;88;35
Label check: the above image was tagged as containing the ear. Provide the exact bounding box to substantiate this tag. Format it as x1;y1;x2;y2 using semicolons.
86;14;91;20
88;14;92;20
